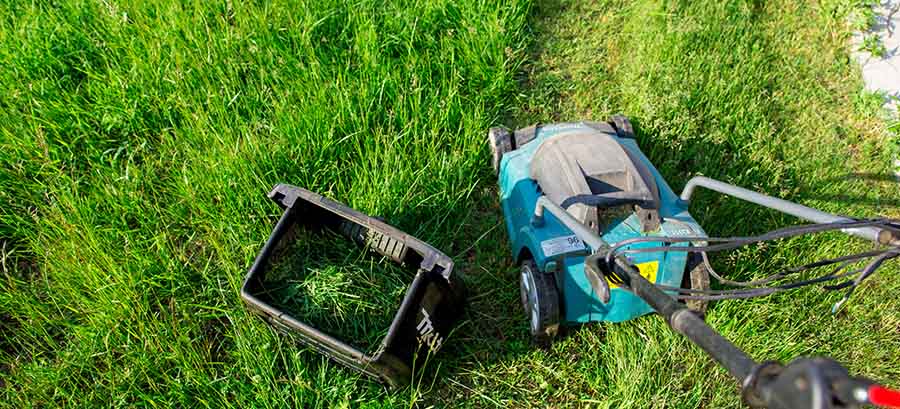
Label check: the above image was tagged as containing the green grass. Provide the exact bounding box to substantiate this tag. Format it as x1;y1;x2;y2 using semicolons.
1;0;898;407
256;229;413;354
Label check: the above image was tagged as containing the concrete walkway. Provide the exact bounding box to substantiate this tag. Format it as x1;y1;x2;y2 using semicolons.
852;0;900;113
850;0;900;178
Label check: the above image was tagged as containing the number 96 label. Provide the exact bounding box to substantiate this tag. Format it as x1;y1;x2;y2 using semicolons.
540;235;586;257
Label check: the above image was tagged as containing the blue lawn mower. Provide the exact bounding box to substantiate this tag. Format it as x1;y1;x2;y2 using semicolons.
488;117;900;408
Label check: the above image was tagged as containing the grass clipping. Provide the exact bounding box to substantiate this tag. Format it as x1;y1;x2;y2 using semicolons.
256;228;414;354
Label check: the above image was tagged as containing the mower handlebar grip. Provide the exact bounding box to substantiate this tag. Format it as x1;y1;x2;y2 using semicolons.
743;357;892;409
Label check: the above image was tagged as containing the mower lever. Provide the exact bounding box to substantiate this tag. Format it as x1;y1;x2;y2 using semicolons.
584;253;615;304
623;260;899;409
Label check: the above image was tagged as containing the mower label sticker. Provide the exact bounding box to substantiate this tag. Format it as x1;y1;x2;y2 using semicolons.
668;228;693;237
540;235;585;257
609;260;658;289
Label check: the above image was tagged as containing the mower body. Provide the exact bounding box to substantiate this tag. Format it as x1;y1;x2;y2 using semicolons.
498;122;707;324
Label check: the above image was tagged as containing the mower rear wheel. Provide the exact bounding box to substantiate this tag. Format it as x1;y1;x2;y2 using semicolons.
488;126;513;175
682;253;711;314
519;260;560;346
609;115;635;139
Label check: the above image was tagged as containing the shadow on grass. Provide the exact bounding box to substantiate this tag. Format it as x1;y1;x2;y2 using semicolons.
248;0;897;401
419;0;890;401
798;173;900;209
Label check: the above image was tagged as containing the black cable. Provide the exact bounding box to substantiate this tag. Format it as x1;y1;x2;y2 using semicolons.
672;288;780;301
695;249;884;287
657;265;865;301
598;219;900;303
666;252;892;302
627;247;886;292
828;249;900;312
659;265;862;295
604;219;896;268
674;270;864;300
606;219;900;302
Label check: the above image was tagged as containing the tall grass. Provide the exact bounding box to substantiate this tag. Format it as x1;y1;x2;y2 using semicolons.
257;229;414;354
0;0;531;406
432;0;900;407
1;0;898;407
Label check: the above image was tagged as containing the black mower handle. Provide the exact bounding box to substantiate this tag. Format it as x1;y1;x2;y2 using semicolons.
560;192;655;210
598;252;900;409
744;357;900;409
534;194;898;408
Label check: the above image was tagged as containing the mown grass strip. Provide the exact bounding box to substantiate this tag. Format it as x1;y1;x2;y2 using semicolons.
430;0;900;407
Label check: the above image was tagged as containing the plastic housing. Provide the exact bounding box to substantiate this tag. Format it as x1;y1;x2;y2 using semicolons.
241;184;466;387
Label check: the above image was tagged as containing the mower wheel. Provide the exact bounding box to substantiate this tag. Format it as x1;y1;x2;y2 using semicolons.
519;260;560;346
609;115;635;139
682;253;711;314
488;126;513;174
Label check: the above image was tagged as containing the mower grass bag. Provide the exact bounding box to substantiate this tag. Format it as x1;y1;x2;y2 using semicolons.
241;184;466;387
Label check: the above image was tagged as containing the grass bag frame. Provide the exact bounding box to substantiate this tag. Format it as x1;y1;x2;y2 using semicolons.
240;184;467;387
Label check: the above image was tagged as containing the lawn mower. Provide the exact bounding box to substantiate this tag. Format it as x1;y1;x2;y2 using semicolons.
489;117;900;408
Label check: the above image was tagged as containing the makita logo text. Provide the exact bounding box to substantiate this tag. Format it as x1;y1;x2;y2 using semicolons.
416;309;443;351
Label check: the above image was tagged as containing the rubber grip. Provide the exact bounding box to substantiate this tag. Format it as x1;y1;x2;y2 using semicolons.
870;385;900;408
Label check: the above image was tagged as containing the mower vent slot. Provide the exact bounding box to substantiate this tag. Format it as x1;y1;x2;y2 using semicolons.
339;220;407;263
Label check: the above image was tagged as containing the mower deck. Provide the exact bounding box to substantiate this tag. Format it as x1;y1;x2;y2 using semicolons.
494;121;709;326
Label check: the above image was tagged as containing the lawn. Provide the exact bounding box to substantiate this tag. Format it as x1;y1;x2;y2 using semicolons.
1;0;898;407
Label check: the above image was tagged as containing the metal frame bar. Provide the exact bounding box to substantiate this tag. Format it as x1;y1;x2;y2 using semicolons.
533;196;606;251
681;176;896;246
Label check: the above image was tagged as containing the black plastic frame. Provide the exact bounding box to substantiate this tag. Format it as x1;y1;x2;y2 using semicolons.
240;184;466;387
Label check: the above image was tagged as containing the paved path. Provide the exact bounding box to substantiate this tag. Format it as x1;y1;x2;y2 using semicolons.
852;0;900;112
851;0;900;178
